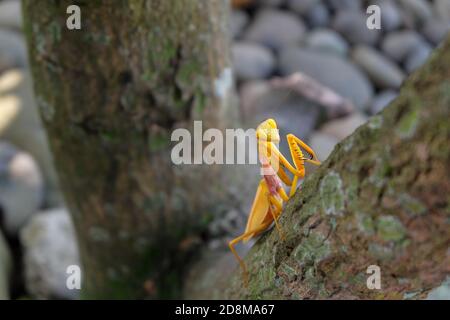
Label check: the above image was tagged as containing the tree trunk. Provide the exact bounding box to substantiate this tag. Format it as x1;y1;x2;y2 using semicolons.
186;38;450;299
22;0;240;299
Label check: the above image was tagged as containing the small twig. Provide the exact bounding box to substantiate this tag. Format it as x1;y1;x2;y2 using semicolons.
270;72;355;118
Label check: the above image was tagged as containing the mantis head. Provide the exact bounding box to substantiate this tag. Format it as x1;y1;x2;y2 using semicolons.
256;118;280;143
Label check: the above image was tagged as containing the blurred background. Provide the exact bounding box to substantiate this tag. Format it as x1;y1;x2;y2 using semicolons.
1;0;450;299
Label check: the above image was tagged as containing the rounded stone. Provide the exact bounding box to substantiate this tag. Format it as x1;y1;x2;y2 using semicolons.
0;29;27;72
286;0;320;15
258;0;285;6
351;45;405;89
308;132;338;162
0;70;62;207
0;142;44;235
422;19;450;46
243;8;306;50
232;42;276;80
239;80;271;119
319;113;368;140
278;47;374;110
398;0;433;26
405;44;432;73
370;90;398;115
373;0;403;32
0;0;22;30
381;31;428;63
240;85;321;146
304;29;349;56
20;208;80;299
332;10;381;46
305;2;331;28
326;0;362;11
434;0;450;21
230;10;249;39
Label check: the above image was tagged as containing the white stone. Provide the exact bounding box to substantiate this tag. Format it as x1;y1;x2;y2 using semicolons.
0;142;44;235
0;70;62;206
0;29;27;72
20;208;80;299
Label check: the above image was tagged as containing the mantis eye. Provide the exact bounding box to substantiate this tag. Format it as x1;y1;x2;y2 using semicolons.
267;118;277;129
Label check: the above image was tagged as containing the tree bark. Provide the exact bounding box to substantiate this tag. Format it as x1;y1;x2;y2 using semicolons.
22;0;240;299
186;38;450;299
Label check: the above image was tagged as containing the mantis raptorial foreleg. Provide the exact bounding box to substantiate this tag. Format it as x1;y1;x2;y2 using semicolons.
287;134;321;166
269;134;321;197
263;142;305;196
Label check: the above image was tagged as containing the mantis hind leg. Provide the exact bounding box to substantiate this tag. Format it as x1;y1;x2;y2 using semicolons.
228;222;272;286
269;195;285;240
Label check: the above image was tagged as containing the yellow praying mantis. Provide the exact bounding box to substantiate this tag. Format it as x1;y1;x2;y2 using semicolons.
228;118;321;283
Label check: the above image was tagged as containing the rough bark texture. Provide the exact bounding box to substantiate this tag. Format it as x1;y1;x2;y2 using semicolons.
186;38;450;299
22;0;241;299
